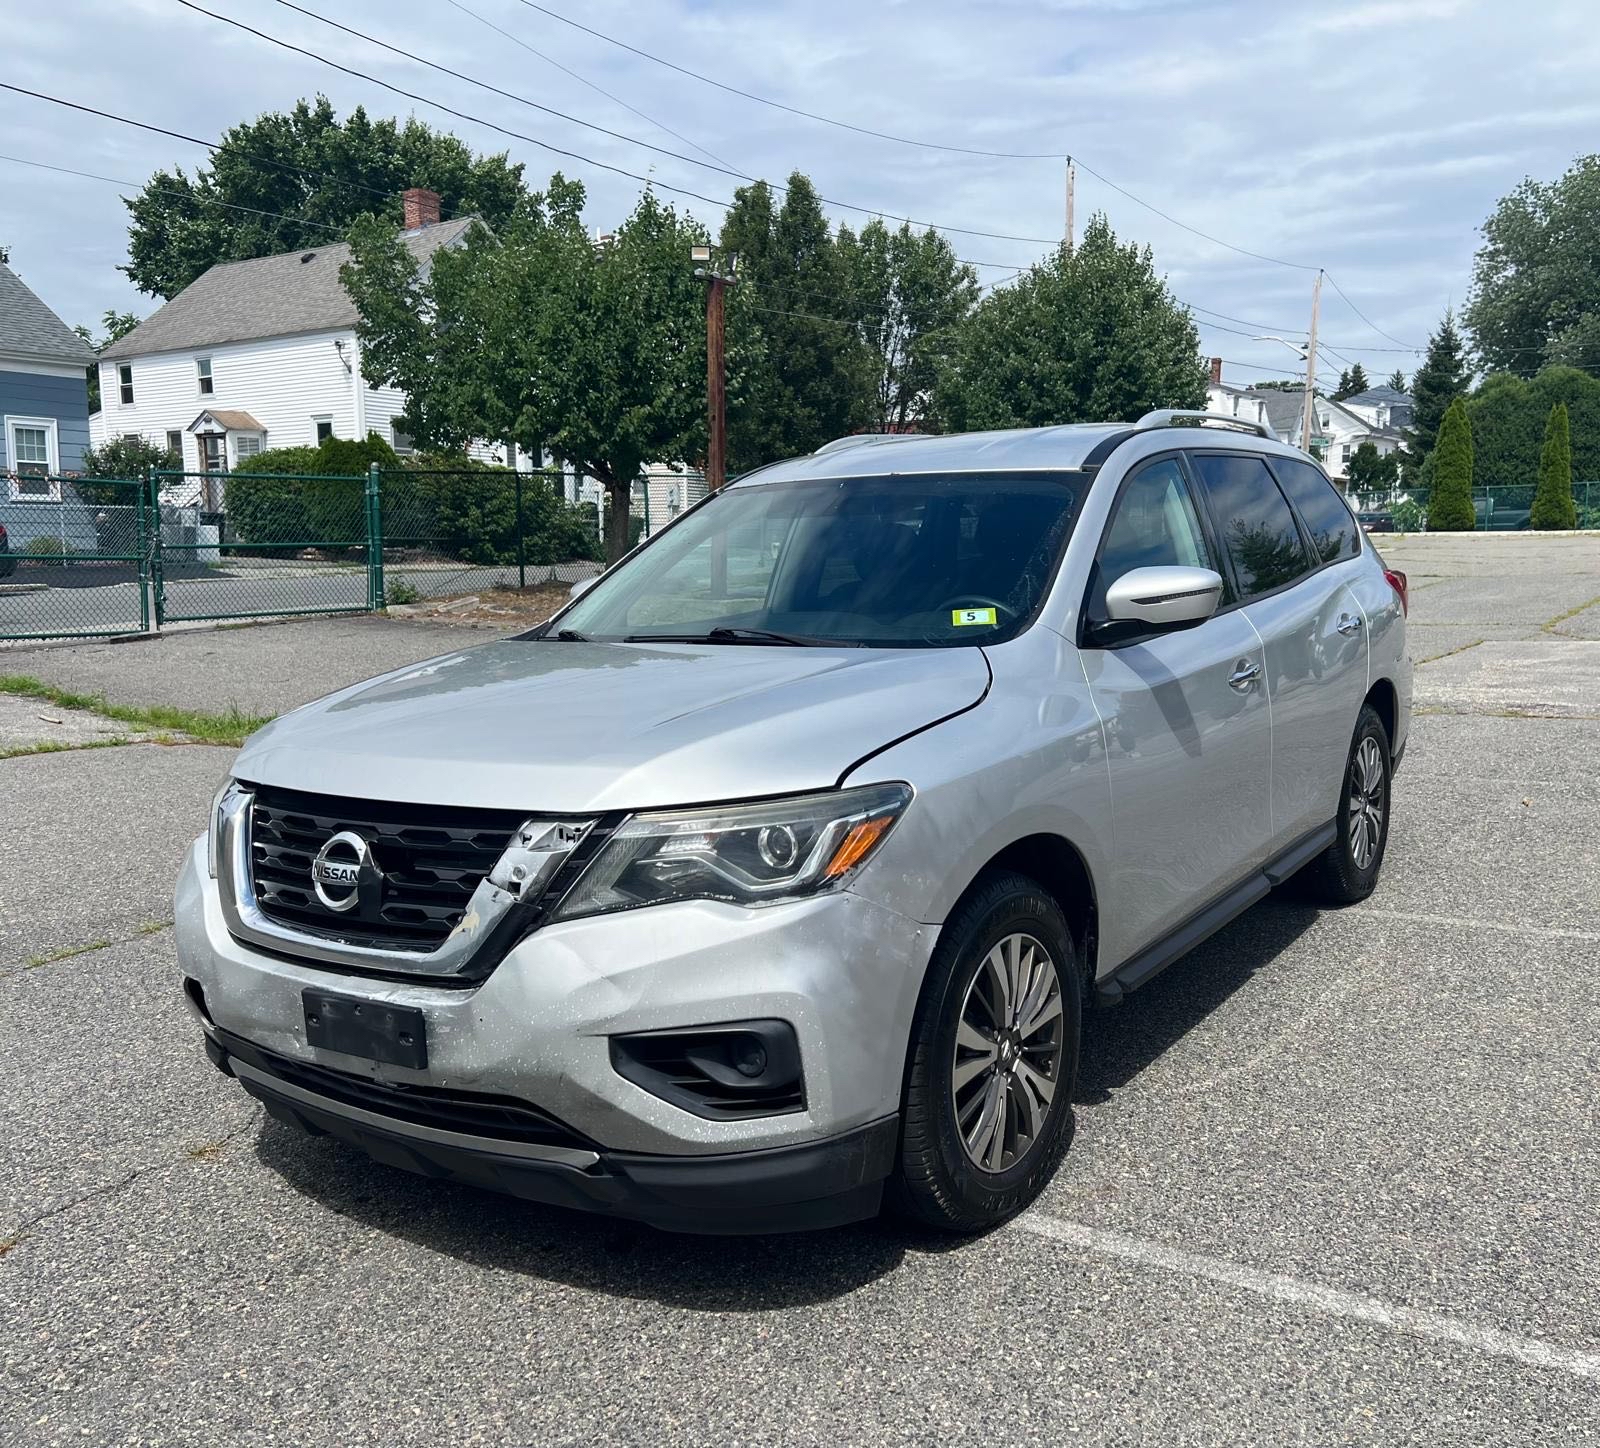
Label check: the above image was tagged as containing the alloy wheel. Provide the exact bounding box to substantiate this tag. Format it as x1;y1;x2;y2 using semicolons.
1348;735;1386;870
951;932;1065;1173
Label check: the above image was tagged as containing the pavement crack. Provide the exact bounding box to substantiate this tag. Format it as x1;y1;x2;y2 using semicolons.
1;920;175;980
1;1105;261;1256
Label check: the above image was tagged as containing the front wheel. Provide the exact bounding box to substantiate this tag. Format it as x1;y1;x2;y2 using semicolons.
1299;703;1392;905
892;871;1081;1233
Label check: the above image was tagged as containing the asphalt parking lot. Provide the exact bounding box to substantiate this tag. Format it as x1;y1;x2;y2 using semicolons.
3;532;1599;1446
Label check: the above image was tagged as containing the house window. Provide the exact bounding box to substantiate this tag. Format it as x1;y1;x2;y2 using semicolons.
197;358;214;396
6;416;59;499
314;416;333;443
118;364;134;405
166;430;183;459
390;424;414;455
233;434;263;462
1340;444;1351;466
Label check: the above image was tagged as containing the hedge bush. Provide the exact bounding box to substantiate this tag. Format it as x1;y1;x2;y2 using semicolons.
1530;402;1577;529
1427;400;1476;531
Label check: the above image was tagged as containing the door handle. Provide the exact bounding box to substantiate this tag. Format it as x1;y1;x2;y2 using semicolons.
1336;612;1364;636
1227;659;1261;691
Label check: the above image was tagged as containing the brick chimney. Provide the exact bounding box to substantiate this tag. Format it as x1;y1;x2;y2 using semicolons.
1209;356;1223;387
402;187;442;230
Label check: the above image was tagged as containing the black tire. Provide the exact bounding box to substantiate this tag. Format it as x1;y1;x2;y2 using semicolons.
891;870;1082;1233
1298;703;1392;906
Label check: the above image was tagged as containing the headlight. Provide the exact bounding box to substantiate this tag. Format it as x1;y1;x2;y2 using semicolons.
206;778;239;879
551;782;912;921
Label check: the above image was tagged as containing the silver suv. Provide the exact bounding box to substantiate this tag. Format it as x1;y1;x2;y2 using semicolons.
176;412;1410;1234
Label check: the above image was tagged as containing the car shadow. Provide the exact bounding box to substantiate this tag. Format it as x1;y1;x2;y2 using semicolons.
1076;892;1323;1104
253;1117;911;1311
250;891;1322;1306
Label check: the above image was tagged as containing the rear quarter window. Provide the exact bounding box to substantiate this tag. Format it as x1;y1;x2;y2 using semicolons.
1187;452;1314;600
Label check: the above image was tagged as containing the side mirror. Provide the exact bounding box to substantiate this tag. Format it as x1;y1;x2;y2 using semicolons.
1103;566;1223;631
568;576;598;602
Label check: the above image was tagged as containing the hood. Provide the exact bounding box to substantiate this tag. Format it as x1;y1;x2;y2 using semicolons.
234;639;990;812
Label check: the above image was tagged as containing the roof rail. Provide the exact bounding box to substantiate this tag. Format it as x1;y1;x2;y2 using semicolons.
812;432;925;456
1133;409;1279;442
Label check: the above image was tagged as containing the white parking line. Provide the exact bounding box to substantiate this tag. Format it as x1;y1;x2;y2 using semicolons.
1017;1214;1600;1383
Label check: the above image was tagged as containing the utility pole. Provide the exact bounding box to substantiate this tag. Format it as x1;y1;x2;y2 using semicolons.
1300;269;1323;456
692;244;737;491
1064;156;1076;254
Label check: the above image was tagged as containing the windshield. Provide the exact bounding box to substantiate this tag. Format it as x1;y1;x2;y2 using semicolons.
552;471;1086;648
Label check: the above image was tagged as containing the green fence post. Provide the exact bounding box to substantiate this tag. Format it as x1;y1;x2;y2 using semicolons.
367;464;385;610
134;471;150;635
146;465;166;628
515;471;527;590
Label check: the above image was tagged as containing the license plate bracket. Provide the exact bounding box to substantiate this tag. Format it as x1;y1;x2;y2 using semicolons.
302;988;427;1069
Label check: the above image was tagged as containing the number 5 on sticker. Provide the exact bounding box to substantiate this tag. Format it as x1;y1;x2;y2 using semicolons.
952;607;997;626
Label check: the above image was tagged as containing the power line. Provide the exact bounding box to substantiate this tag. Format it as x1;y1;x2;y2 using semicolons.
441;0;734;170
210;0;1064;245
509;0;1069;162
509;0;1325;276
1323;272;1423;351
0;80;415;210
0;151;349;233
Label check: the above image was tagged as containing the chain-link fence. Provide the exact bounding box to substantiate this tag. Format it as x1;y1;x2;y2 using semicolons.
152;469;375;623
1;465;618;640
0;476;151;640
379;468;604;603
1350;480;1600;531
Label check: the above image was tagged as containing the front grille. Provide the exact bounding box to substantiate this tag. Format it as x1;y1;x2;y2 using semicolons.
247;784;527;952
223;1031;593;1151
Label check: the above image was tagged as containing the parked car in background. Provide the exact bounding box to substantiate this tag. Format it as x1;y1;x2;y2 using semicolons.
176;412;1411;1236
1357;509;1394;533
0;522;13;577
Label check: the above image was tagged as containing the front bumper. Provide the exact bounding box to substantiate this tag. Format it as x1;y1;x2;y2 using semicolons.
175;840;933;1226
205;1026;897;1233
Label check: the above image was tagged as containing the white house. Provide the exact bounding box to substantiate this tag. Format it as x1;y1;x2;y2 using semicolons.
91;190;518;505
1203;362;1405;482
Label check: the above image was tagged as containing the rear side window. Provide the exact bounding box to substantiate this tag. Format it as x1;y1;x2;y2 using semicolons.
1188;453;1312;600
1087;457;1218;620
1273;457;1359;563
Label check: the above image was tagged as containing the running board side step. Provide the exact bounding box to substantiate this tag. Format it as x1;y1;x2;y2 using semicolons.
1093;822;1336;1007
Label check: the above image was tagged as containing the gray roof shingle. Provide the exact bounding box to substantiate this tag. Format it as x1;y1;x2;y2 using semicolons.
0;262;96;366
1342;385;1413;406
101;219;477;361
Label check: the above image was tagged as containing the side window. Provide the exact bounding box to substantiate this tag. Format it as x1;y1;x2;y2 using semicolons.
1188;453;1313;600
1272;457;1358;563
1088;458;1217;621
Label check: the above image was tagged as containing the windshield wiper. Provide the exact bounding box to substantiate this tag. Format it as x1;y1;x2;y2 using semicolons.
623;626;826;647
553;628;589;641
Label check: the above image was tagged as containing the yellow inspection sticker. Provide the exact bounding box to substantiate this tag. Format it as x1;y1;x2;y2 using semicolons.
951;607;998;627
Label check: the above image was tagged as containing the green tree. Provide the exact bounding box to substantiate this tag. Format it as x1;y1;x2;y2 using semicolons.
1253;379;1303;391
1465;155;1600;372
123;98;528;299
1333;363;1370;400
718;175;869;469
834;219;978;434
1531;402;1577;529
1344;441;1400;490
935;214;1206;430
1404;311;1472;479
1427;399;1475;531
1459;366;1600;493
344;176;708;562
1387;369;1408;392
75;310;141;413
80;434;177;477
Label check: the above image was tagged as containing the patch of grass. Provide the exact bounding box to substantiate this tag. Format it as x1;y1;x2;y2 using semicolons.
184;1141;229;1162
25;938;112;969
0;1232;24;1258
1542;593;1600;632
136;920;172;936
1415;638;1484;665
385;579;421;606
0;737;143;761
0;675;272;747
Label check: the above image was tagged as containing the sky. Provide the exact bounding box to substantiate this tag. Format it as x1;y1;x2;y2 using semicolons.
6;0;1600;389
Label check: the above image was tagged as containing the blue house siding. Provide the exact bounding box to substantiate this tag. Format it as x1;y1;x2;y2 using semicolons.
1;366;98;552
0;368;92;473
